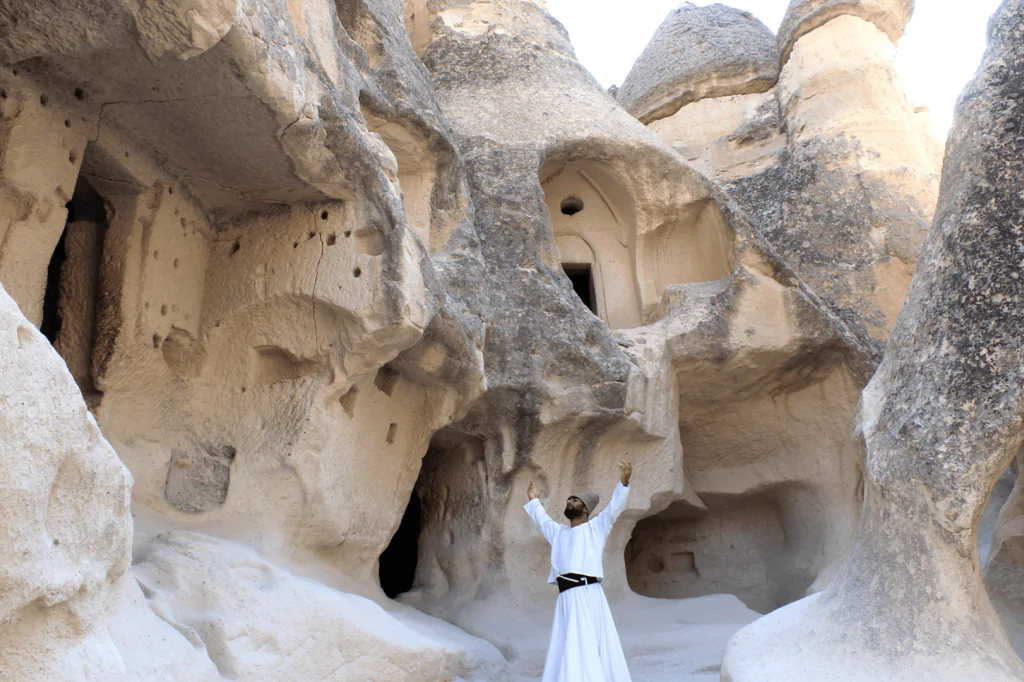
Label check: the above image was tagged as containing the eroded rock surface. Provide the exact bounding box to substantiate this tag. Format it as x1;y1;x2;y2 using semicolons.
777;0;914;65
617;3;779;124
646;1;941;364
0;0;1015;679
722;1;1024;678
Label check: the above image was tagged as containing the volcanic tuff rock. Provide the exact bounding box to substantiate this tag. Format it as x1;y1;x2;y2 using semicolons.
617;3;780;124
646;1;941;364
986;457;1024;659
722;1;1024;679
777;0;915;65
1;0;1020;679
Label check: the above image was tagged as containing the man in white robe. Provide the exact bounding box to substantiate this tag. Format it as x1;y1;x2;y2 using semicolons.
525;460;633;682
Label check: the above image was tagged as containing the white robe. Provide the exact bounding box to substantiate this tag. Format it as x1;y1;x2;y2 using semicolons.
525;483;632;682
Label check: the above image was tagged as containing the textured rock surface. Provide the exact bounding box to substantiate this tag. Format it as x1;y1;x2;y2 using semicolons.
133;532;507;681
777;0;915;65
0;282;219;681
0;0;1013;678
651;9;942;363
618;3;779;123
722;1;1024;678
987;458;1024;659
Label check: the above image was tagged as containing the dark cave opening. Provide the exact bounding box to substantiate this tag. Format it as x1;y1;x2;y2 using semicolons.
39;174;109;402
39;226;68;343
379;488;421;599
563;263;596;314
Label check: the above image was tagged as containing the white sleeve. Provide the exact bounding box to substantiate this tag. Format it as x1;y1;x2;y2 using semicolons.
525;499;562;545
592;482;630;539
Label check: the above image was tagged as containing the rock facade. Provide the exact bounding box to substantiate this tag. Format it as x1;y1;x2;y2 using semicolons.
644;1;941;364
0;0;1021;679
722;0;1024;678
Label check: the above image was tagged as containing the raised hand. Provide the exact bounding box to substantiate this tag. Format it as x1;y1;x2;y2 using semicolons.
528;480;542;501
619;460;632;486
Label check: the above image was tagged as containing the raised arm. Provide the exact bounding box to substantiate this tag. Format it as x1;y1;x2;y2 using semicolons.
592;460;632;538
524;480;561;544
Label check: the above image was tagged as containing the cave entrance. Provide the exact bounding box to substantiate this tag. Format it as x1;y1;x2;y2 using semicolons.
563;263;596;314
625;484;822;613
379;488;421;599
40;173;108;402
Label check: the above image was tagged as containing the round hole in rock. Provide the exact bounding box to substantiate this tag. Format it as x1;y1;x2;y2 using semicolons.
39;93;49;106
379;489;420;599
321;210;329;220
560;196;584;216
74;87;85;100
353;267;362;278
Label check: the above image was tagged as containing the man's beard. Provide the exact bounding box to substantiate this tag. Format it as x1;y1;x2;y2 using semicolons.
564;506;584;521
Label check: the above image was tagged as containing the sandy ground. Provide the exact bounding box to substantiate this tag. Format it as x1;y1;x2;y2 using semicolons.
445;591;760;681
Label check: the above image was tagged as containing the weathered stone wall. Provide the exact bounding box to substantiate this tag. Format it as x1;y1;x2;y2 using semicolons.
1;0;1016;679
722;1;1024;678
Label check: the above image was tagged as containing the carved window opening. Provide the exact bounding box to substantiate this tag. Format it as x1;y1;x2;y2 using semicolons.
561;195;584;216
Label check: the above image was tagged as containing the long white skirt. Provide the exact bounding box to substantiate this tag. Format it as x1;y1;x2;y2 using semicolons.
542;582;632;682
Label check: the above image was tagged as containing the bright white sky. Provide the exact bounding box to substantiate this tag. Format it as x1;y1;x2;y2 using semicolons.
547;0;1003;139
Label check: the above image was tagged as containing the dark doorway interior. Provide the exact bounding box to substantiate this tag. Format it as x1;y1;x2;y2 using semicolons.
40;227;68;343
563;264;596;314
379;489;421;598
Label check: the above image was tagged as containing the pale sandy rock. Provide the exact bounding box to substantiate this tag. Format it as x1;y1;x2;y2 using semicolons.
403;0;874;630
618;3;779;124
768;13;941;356
0;282;219;681
650;89;786;188
0;280;130;628
649;12;941;361
133;531;507;681
778;0;914;65
722;2;1024;678
0;0;987;677
0;0;488;596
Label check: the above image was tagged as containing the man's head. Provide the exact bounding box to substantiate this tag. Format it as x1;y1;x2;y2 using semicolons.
564;490;599;521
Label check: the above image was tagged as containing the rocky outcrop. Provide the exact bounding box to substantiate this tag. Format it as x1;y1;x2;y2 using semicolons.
777;0;914;65
722;1;1024;678
133;532;507;682
396;3;874;647
646;1;941;364
987;457;1024;659
0;282;221;681
0;0;1011;678
618;3;779;124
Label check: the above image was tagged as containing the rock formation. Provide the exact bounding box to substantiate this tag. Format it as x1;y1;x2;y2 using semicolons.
987;458;1024;658
617;4;779;124
721;0;1024;678
0;0;1019;679
629;0;942;362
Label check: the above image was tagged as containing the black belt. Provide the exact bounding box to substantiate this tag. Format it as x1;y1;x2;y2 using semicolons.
556;573;602;593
